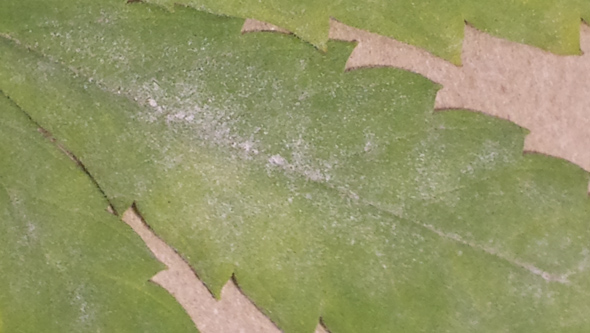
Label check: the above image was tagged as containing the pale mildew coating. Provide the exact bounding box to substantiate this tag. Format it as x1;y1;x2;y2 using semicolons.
245;19;590;191
332;20;590;180
5;12;589;331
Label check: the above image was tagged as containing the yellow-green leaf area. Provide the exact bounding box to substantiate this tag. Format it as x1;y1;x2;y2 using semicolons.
1;1;590;332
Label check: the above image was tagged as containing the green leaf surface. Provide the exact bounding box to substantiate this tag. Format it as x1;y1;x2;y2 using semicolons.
2;1;590;332
144;0;590;63
0;95;196;332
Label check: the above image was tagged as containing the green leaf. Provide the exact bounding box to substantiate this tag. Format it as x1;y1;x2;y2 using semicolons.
142;0;590;63
2;1;590;332
0;94;196;332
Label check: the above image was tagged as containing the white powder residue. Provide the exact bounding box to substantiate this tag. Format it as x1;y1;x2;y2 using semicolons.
268;154;286;166
364;131;376;152
264;137;336;183
238;141;258;155
148;98;158;108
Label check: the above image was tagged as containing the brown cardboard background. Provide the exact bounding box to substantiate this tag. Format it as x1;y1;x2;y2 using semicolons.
122;18;590;332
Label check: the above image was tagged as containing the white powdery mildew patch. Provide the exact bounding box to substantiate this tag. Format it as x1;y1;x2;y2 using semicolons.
460;139;512;175
287;137;335;182
363;131;376;153
268;154;287;166
410;135;459;205
47;23;134;75
148;98;158;108
132;79;266;158
238;140;258;155
266;152;330;182
265;136;336;183
72;284;97;328
29;18;338;187
131;74;337;183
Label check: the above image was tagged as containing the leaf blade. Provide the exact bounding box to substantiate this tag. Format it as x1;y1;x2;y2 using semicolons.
0;95;197;332
140;0;589;62
1;1;590;332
